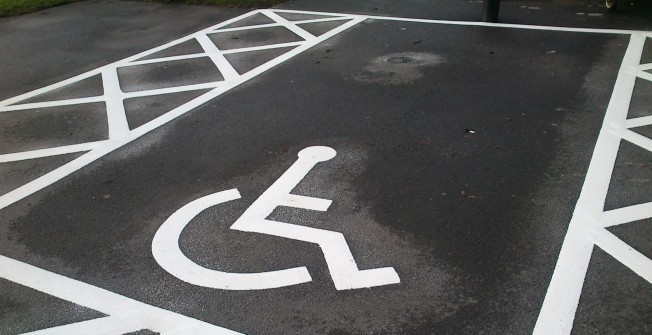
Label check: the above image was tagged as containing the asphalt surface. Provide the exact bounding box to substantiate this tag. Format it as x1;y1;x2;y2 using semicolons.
1;1;651;334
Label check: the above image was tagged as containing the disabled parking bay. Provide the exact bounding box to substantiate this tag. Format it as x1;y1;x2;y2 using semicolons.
1;2;651;335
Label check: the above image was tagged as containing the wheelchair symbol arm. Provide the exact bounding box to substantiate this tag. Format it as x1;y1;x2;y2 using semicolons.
151;189;313;290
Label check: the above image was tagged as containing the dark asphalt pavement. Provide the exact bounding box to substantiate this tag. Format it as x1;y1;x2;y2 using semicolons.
1;1;651;334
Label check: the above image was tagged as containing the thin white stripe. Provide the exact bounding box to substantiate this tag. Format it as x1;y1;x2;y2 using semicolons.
602;202;652;227
195;34;240;80
211;22;281;33
122;82;223;99
261;10;316;41
591;228;652;284
0;142;104;163
625;115;652;129
0;96;104;112
101;68;130;139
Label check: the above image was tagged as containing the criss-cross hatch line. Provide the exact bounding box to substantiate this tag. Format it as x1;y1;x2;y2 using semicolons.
534;33;652;335
0;10;363;211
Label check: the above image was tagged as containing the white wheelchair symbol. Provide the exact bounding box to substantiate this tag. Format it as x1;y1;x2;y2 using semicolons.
152;146;400;290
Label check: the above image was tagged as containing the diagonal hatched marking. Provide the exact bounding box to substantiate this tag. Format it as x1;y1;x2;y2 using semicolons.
0;10;363;208
533;33;652;335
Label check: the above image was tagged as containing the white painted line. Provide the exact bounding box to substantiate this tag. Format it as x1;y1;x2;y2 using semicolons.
590;228;652;284
279;194;332;211
261;10;316;41
101;68;130;140
0;141;104;163
219;41;303;55
622;128;652;152
273;8;650;35
293;16;353;25
211;22;282;33
637;69;652;82
195;33;240;80
625;115;652;128
124;53;209;67
533;33;648;335
122;82;224;100
152;189;313;290
0;96;104;113
271;9;353;19
602;202;652;227
639;63;652;71
0;255;244;334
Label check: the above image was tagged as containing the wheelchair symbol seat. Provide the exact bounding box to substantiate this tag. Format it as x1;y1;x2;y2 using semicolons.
152;146;400;290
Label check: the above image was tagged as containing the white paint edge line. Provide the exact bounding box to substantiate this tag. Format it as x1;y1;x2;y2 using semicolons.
270;9;356;18
195;33;240;81
591;228;652;284
101;68;130;140
622;128;652;152
292;16;354;25
637;69;652;82
602;201;652;227
262;10;317;41
639;63;652;71
122;82;224;100
532;220;595;335
211;22;282;33
0;15;363;211
0;255;245;334
0;71;100;108
124;53;208;67
272;9;650;35
220;41;304;55
0;96;104;113
0;142;103;163
625;115;652;128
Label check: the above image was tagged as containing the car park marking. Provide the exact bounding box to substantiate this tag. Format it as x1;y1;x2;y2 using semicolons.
152;146;400;291
0;8;650;335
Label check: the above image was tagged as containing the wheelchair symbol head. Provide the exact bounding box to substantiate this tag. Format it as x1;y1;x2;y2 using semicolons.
297;146;337;162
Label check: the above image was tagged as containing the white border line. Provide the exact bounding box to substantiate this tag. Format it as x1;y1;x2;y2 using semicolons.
273;9;652;35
